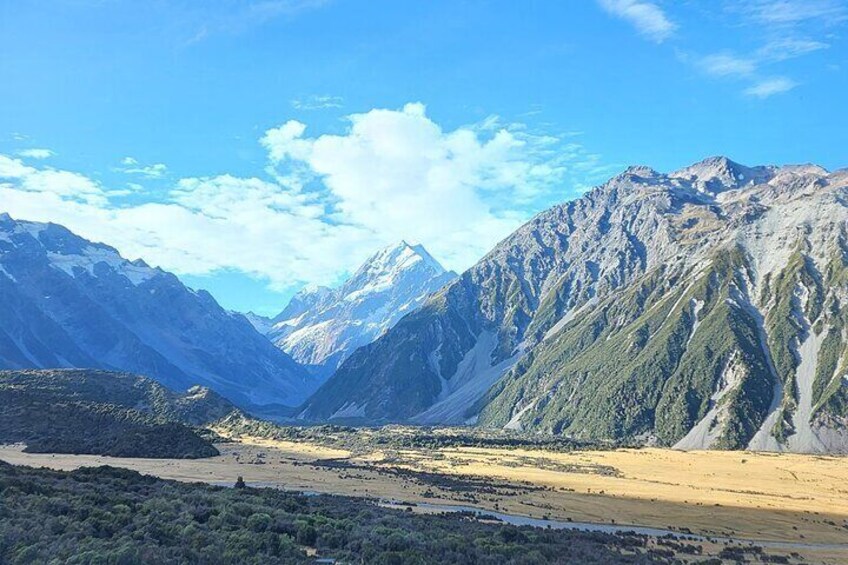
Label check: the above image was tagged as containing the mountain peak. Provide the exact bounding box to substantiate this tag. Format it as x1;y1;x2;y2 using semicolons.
621;165;660;178
269;241;457;371
670;156;774;191
363;240;447;277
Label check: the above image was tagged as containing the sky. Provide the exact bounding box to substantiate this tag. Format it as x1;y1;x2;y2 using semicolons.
0;0;846;315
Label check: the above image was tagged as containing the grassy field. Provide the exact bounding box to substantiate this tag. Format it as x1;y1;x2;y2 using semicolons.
3;436;848;563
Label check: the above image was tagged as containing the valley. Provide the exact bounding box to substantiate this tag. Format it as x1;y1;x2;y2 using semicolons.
3;431;848;563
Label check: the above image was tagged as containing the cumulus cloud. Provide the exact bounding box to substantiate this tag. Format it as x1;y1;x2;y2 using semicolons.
0;103;606;293
0;155;106;205
597;0;676;43
17;148;54;159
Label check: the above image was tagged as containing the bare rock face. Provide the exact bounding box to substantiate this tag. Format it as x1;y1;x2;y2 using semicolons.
267;241;456;375
0;214;316;409
300;157;848;454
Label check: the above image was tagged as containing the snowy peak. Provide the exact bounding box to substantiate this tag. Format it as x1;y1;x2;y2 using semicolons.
669;156;775;192
353;240;446;280
269;241;457;372
340;241;449;303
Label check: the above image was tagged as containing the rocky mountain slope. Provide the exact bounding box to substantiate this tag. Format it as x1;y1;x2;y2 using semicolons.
0;214;316;409
299;157;848;453
0;369;237;457
268;241;456;375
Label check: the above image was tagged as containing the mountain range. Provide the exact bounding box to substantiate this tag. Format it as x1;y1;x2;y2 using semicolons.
0;214;316;409
299;157;848;454
265;241;456;376
3;156;848;454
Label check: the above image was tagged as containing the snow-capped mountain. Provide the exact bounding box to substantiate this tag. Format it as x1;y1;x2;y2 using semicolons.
268;241;456;374
0;214;317;409
300;157;848;454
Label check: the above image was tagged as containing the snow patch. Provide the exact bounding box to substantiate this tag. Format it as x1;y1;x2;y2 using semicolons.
47;246;157;285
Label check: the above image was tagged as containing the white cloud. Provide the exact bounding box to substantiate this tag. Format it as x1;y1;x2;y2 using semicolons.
738;0;847;25
597;0;677;43
291;95;344;110
0;155;106;205
118;158;168;178
744;76;798;98
0;104;606;293
698;52;757;77
756;38;828;62
259;102;599;272
17;148;54;159
695;37;828;97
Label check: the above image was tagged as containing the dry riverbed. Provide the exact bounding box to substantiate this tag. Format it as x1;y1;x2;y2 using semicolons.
2;438;848;563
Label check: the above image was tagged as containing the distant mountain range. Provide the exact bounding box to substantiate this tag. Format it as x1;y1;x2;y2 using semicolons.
264;241;456;376
299;157;848;454
4;157;848;454
0;214;317;409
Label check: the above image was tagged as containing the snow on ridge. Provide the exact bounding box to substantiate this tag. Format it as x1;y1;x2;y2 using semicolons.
47;245;157;285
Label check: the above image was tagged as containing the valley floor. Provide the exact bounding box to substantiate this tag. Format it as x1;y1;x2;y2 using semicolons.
2;439;848;563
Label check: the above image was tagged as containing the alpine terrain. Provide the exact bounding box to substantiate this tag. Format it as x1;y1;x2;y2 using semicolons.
300;157;848;453
268;241;456;375
0;214;316;409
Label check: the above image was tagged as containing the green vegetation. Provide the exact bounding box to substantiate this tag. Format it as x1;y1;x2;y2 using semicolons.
0;460;669;564
480;247;773;449
303;283;481;421
217;416;632;455
811;250;848;413
0;369;235;458
761;250;824;441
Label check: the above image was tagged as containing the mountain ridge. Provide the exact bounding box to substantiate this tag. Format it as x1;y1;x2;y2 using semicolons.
0;214;317;409
299;157;848;453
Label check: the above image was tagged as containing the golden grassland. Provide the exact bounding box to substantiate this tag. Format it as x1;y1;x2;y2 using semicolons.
3;436;848;563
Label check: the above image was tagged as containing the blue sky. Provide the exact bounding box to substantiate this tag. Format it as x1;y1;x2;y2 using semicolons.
1;0;846;315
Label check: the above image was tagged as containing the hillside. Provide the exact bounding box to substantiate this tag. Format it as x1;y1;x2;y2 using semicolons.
0;214;317;409
0;369;237;458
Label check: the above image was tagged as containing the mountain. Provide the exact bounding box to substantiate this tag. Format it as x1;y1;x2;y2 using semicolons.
268;241;456;375
299;157;848;453
0;214;317;409
0;369;237;458
243;311;274;335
